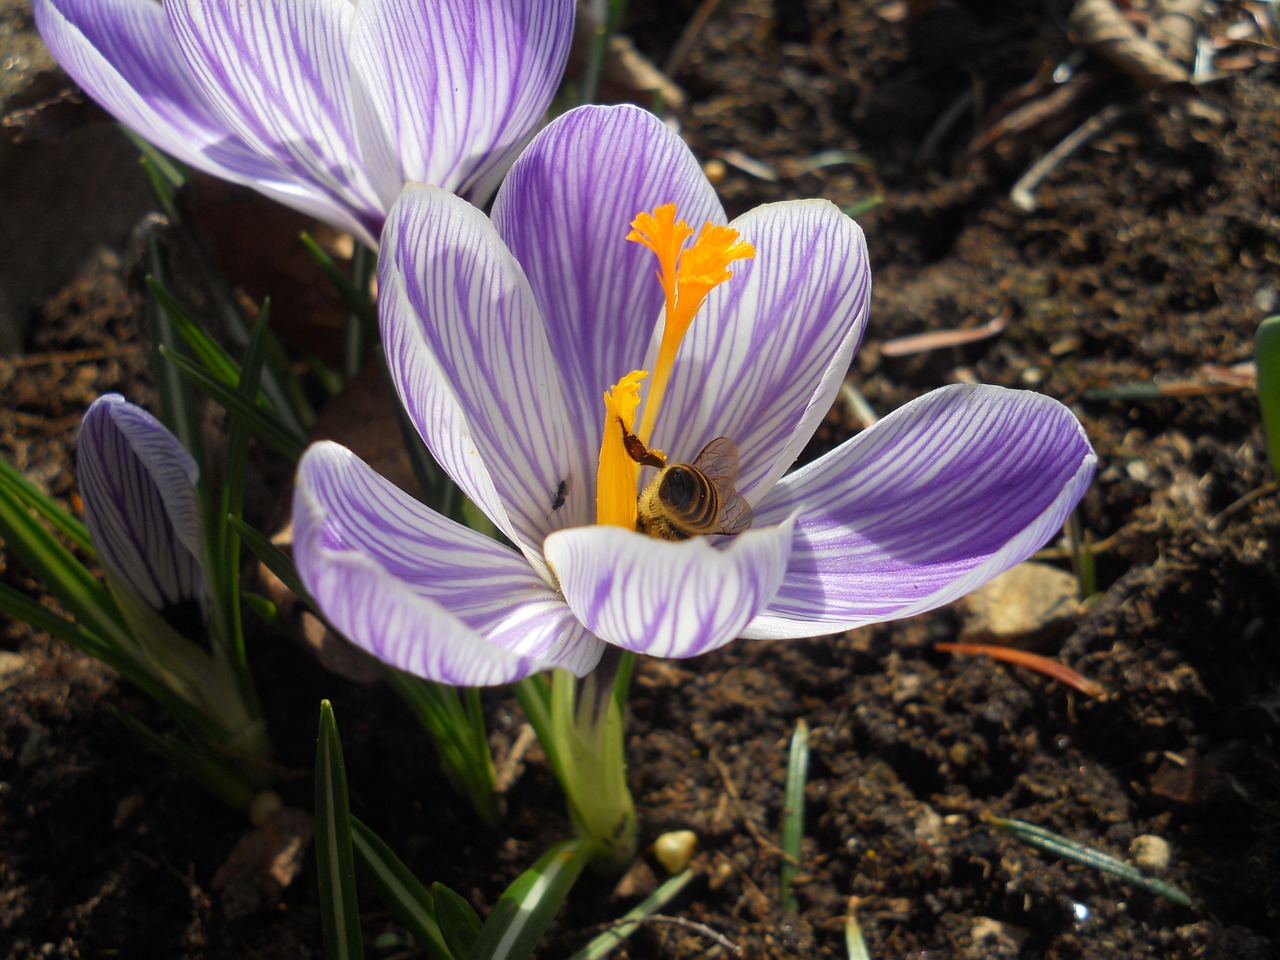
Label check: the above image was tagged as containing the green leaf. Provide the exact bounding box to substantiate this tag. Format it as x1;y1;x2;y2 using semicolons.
780;718;810;913
144;235;205;473
566;869;695;960
300;231;376;348
351;818;454;960
158;345;307;461
0;581;110;657
115;710;256;811
382;667;497;825
987;815;1192;906
0;457;92;553
230;514;306;594
1255;315;1280;475
146;278;242;388
433;883;482;960
845;898;872;960
466;838;598;960
315;701;365;960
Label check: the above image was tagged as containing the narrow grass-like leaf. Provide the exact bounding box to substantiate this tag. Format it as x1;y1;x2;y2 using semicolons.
845;897;871;960
987;815;1192;906
159;346;307;461
843;194;885;219
316;700;365;960
566;869;695;960
230;515;308;600
147;280;240;384
351;817;454;960
467;838;599;960
209;302;273;714
0;479;129;651
300;232;378;338
0;581;108;655
514;675;559;783
145;236;205;471
122;127;187;194
1255;315;1280;475
381;667;497;825
780;718;810;913
115;710;256;811
433;883;482;959
0;458;92;553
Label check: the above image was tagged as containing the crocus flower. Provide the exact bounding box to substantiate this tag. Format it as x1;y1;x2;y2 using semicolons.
35;0;574;248
78;394;267;760
292;104;1097;687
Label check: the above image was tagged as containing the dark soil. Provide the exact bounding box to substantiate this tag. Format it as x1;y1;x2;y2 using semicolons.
3;1;1279;958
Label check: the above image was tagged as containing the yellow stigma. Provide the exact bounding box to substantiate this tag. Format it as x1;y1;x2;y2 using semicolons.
627;205;755;441
597;371;664;528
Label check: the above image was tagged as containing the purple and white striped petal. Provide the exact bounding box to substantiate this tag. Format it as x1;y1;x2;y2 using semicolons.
294;442;604;685
77;395;205;613
544;518;795;659
166;0;384;244
380;184;580;567
350;0;573;211
32;0;312;203
652;200;871;499
493;104;725;488
742;385;1096;639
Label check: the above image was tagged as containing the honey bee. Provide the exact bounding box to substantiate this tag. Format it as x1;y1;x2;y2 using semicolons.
619;421;753;540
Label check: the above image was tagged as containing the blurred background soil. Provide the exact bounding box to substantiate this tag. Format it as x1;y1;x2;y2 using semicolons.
2;1;1278;957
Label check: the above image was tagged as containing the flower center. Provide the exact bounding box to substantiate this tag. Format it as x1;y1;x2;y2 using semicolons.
595;204;755;530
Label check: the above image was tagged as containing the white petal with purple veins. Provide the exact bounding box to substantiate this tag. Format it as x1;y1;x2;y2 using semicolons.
351;0;574;210
380;185;579;568
294;443;604;685
33;0;306;199
167;0;383;243
544;518;795;659
654;200;871;499
493;104;726;484
743;385;1096;638
77;395;205;612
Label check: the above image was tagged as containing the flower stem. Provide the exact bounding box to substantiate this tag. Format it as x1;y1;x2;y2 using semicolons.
548;648;638;872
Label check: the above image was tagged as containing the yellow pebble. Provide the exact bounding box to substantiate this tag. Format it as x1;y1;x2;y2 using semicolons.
653;829;698;874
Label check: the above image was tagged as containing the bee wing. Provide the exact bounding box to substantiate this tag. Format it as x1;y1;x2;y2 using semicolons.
692;437;754;535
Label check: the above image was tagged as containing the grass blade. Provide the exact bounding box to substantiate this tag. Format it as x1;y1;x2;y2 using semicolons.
986;814;1192;906
159;346;307;461
845;896;872;960
566;869;695;960
144;235;205;472
466;838;598;960
115;711;256;811
1255;315;1280;474
230;515;308;600
433;883;482;959
350;817;454;960
780;718;810;913
381;667;497;825
0;458;92;553
315;700;365;960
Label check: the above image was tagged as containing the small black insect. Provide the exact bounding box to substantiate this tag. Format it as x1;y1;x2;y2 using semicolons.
547;477;570;518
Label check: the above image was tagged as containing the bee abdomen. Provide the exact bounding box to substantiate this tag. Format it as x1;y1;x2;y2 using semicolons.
659;466;718;533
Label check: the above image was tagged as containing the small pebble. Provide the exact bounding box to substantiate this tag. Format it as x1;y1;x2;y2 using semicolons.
653;829;698;874
1130;834;1172;873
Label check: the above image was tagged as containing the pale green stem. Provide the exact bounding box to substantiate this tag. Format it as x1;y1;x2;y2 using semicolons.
548;647;638;873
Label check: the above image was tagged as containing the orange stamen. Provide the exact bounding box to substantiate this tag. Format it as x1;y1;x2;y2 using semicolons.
627;206;754;441
597;371;662;529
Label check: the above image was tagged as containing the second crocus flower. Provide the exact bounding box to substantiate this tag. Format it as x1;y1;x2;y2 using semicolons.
35;0;575;247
